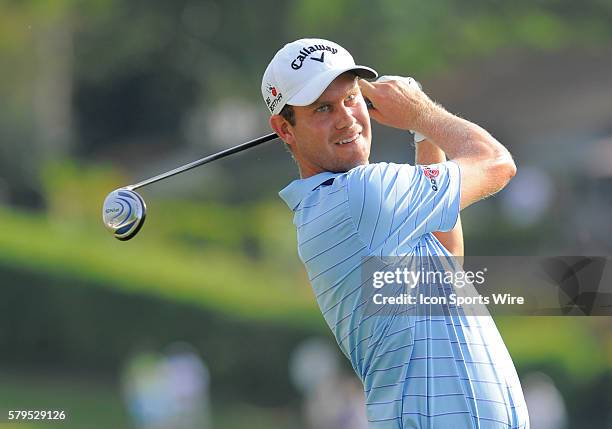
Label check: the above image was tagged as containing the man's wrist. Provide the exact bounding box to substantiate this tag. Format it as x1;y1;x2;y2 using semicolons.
411;102;450;142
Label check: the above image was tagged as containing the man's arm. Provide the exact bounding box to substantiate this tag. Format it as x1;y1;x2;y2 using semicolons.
415;139;464;256
358;79;516;210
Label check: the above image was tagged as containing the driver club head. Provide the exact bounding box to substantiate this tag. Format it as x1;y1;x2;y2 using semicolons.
102;188;147;241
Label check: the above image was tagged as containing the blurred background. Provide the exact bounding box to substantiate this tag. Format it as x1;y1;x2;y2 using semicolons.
1;0;611;427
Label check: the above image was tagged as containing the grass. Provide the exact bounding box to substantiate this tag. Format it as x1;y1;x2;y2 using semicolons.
0;204;609;394
0;371;301;429
496;316;608;379
0;206;320;329
0;372;129;429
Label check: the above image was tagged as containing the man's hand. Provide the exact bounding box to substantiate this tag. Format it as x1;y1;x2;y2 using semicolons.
360;75;516;211
358;77;433;131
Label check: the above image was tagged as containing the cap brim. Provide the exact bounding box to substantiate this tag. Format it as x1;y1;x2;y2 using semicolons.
287;65;378;107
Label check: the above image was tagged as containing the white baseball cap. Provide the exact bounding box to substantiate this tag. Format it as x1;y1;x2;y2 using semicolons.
261;38;378;115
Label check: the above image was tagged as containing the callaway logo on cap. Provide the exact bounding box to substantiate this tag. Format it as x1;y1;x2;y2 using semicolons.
261;38;378;115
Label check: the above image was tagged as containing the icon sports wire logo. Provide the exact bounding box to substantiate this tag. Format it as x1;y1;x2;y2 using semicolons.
541;256;610;315
423;166;439;191
265;83;283;113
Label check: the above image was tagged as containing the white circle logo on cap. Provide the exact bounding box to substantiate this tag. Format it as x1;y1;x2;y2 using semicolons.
262;38;377;115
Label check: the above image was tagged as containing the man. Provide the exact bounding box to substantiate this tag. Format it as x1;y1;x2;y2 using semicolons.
262;38;529;428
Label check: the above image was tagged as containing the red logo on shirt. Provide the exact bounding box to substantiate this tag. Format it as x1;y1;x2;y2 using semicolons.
423;167;439;180
423;166;439;191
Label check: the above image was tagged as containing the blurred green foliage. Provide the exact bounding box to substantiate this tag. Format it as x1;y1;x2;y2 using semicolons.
0;371;129;429
2;164;611;374
288;0;612;73
0;371;301;429
1;0;611;426
0;205;315;327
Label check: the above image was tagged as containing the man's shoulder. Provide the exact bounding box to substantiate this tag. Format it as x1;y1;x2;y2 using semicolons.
345;162;414;188
349;161;398;173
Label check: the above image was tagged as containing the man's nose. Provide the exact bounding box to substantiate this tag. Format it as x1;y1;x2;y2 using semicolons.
335;105;356;129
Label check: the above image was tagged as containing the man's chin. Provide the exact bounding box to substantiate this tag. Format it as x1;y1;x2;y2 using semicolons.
329;158;369;173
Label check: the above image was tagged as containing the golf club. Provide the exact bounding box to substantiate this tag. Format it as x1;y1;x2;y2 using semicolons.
102;132;278;240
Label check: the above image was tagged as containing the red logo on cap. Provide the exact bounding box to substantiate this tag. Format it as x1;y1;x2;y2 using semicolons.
266;83;278;97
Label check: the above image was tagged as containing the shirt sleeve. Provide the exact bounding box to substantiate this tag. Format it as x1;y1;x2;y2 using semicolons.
346;161;461;252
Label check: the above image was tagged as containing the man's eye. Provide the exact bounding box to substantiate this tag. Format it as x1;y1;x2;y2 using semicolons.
315;105;330;113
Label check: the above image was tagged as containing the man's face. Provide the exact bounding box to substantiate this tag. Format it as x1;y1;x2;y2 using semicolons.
275;73;372;178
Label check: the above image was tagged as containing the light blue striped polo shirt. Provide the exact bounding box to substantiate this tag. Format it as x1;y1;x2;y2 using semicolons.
280;161;529;428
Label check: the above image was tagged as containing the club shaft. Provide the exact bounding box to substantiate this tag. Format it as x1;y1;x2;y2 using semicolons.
127;133;279;191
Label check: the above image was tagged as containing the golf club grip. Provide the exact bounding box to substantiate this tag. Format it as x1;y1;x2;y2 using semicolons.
127;132;279;190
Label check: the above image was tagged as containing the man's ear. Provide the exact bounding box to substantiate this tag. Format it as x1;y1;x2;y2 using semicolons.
269;115;295;148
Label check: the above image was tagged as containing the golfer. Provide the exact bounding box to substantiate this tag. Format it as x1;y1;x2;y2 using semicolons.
263;38;529;428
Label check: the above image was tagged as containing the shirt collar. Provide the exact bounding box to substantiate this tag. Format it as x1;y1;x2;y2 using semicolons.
279;172;341;211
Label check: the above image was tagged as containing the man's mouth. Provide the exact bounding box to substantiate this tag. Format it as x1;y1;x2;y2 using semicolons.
335;132;361;146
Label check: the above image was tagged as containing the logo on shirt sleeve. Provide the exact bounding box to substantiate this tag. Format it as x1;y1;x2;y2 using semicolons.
423;166;439;191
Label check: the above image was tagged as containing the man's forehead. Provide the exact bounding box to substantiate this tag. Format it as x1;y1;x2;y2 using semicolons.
311;74;359;105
